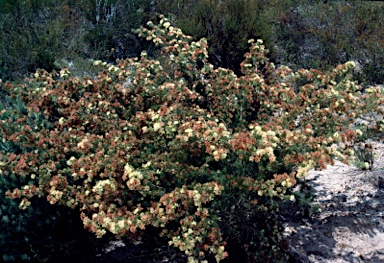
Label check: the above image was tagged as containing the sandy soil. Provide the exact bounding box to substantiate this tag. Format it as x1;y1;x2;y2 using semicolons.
284;140;384;263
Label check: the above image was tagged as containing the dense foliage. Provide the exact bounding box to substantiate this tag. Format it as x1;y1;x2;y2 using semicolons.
270;0;384;86
154;0;274;77
0;85;106;262
0;0;154;81
155;0;384;86
0;16;383;262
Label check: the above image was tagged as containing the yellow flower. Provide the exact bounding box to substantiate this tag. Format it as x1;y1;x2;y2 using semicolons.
66;156;76;166
60;69;70;78
345;61;356;69
117;219;125;229
153;122;161;131
142;161;151;168
96;229;106;238
19;198;31;210
355;129;363;136
333;132;340;141
109;222;117;234
185;128;193;136
92;179;115;195
59;117;65;125
93;60;102;66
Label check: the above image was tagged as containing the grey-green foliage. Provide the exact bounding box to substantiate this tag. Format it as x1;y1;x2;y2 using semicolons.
0;0;154;82
154;0;275;76
270;0;384;86
81;0;154;61
0;94;38;261
0;92;48;261
0;90;103;262
0;0;65;81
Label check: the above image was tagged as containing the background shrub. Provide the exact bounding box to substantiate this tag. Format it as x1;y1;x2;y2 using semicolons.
0;0;154;82
154;0;384;86
0;0;82;81
269;0;384;87
1;0;383;87
154;0;275;76
76;0;155;62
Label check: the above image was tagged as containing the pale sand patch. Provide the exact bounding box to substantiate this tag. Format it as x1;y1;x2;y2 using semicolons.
284;140;384;263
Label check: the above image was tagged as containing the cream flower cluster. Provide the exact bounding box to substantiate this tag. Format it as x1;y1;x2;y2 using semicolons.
59;68;70;78
48;187;64;204
204;122;231;141
178;119;231;160
170;227;202;253
77;136;89;150
19;197;31;210
92;179;116;195
66;156;77;166
249;124;279;162
187;257;208;263
124;164;150;194
96;212;118;234
144;17;187;46
202;122;231;160
210;245;227;263
255;179;280;197
140;108;179;135
204;123;230;161
365;85;383;94
89;211;130;236
296;160;314;178
93;60;107;66
148;203;173;227
328;144;349;160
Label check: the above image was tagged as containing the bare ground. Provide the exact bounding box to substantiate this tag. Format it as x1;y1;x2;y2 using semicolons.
284;140;384;263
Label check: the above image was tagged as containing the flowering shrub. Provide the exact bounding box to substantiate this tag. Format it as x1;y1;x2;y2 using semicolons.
1;16;383;262
0;95;104;262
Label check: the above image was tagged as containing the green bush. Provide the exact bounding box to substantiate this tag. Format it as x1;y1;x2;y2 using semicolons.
270;0;384;87
155;0;384;86
1;17;383;262
2;0;383;88
0;0;70;81
0;0;154;82
78;0;155;61
154;0;275;76
0;87;106;262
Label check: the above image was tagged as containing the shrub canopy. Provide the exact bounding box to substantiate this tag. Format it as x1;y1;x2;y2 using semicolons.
0;16;383;262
